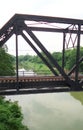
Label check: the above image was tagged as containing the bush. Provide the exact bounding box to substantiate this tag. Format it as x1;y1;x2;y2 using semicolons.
0;96;29;130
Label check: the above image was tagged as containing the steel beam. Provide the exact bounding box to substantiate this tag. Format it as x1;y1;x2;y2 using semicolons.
28;27;83;34
62;33;66;69
75;24;81;82
0;29;14;47
0;15;17;46
15;14;83;25
0;84;83;96
15;33;19;92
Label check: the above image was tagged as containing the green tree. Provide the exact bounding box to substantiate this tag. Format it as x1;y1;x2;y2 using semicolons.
17;47;83;74
52;52;62;66
65;47;83;72
79;47;83;72
65;49;76;70
0;48;15;76
0;96;28;130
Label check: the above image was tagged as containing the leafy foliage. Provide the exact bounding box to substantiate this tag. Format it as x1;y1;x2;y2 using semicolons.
0;48;29;129
52;52;62;66
0;48;15;76
65;47;83;72
18;54;51;75
0;96;28;130
18;47;83;74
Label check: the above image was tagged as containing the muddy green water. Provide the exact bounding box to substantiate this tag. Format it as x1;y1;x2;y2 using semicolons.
6;92;83;130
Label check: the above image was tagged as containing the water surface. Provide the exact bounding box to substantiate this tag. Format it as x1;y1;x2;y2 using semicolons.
6;92;83;130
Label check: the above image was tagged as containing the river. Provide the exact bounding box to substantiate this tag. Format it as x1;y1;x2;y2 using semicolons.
6;92;83;130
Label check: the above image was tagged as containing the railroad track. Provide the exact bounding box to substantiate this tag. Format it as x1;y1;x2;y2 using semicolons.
0;75;83;83
0;76;65;83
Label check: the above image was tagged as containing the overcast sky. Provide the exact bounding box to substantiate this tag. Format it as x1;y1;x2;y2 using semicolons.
0;0;83;55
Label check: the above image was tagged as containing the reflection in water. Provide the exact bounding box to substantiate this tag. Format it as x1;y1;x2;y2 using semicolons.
6;92;83;130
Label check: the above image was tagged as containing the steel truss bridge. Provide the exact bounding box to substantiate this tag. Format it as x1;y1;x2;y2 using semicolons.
0;14;83;95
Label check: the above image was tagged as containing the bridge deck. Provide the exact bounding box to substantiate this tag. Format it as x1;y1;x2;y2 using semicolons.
0;76;83;95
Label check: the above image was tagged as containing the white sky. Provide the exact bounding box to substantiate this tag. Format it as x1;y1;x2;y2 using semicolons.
0;0;83;55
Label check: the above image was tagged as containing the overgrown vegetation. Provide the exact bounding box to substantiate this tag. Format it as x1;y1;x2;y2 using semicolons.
0;48;15;76
1;47;82;75
0;96;28;130
0;47;29;130
71;92;83;105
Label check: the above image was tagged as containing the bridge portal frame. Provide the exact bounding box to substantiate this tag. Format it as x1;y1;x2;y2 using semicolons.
0;14;83;95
